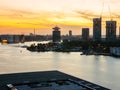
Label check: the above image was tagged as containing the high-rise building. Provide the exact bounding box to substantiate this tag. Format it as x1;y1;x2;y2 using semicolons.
119;27;120;39
93;18;102;41
82;28;89;40
52;26;61;42
106;20;116;40
69;30;72;36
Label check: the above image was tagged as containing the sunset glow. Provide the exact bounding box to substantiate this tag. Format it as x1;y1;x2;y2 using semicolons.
0;0;120;35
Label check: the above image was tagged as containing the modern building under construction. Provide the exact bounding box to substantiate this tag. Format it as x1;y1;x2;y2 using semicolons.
93;18;102;41
106;20;116;40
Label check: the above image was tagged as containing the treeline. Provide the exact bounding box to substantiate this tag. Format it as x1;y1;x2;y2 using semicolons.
62;39;120;53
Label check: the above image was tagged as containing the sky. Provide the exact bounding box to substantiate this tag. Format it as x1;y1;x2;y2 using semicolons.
0;0;120;35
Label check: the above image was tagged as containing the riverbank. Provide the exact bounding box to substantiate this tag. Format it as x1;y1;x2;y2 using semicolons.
26;45;120;58
0;42;120;89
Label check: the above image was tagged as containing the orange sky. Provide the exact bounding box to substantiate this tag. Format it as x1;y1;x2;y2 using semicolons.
0;0;120;35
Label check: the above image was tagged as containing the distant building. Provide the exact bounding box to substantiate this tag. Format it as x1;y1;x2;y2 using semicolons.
20;34;25;43
13;35;20;43
29;33;35;41
29;33;34;36
119;27;120;39
0;35;20;43
106;20;116;40
69;30;72;36
52;26;61;42
93;18;102;41
110;47;120;56
82;28;89;40
0;35;13;43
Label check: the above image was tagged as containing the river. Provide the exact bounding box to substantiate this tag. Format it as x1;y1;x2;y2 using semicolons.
0;41;120;90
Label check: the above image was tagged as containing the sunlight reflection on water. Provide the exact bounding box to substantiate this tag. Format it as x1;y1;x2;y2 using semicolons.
0;42;120;90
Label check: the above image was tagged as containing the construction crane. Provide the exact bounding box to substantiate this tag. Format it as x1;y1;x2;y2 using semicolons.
108;5;112;21
100;2;104;19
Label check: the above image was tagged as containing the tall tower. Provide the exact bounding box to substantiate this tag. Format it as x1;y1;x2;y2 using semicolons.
93;18;102;41
106;20;116;40
52;26;61;42
69;30;72;36
119;27;120;39
82;28;89;41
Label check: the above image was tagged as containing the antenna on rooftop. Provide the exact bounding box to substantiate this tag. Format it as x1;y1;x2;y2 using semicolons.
34;28;35;35
34;28;36;41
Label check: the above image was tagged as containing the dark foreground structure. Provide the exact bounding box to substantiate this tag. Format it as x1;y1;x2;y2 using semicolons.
0;70;110;90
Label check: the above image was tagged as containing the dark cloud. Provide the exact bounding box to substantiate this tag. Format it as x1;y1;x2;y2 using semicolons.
74;10;120;21
75;10;100;21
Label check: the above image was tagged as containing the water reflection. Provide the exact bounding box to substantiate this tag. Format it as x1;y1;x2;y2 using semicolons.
0;43;120;90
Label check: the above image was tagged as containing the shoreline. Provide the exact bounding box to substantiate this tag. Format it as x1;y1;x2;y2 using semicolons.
26;48;120;58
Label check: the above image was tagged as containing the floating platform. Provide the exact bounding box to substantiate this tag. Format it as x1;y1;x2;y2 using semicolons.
0;70;110;90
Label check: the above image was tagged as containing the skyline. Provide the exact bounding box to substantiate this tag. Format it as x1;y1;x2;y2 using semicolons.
0;0;120;35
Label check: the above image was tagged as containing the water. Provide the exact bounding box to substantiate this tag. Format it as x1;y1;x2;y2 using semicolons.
0;42;120;90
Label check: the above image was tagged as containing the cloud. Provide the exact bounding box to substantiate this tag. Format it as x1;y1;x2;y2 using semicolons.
74;10;100;21
0;7;33;19
74;10;120;21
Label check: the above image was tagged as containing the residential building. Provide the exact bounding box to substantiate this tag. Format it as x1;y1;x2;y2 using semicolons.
106;20;116;40
93;18;102;41
82;28;89;40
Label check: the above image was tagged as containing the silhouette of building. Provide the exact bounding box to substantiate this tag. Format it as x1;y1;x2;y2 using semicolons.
52;26;61;42
119;27;120;39
69;30;72;36
20;34;25;43
0;34;20;43
106;20;116;40
93;18;102;41
82;28;89;40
